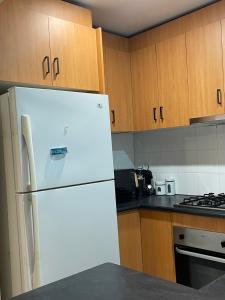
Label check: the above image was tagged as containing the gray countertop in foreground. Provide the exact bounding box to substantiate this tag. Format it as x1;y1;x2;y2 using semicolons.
11;263;225;300
117;194;225;218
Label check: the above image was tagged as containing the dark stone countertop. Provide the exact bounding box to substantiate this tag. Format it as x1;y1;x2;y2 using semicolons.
10;263;225;300
117;194;225;218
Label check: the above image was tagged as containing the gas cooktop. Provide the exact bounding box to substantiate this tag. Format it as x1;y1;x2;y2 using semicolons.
175;193;225;210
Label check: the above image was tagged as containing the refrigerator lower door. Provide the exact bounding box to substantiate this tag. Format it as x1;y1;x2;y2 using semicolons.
18;180;120;288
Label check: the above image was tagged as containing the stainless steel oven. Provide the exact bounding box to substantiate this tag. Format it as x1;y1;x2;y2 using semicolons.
174;226;225;289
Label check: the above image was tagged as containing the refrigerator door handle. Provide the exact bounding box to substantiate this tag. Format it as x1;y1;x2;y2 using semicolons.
22;115;40;288
21;114;37;191
30;193;40;288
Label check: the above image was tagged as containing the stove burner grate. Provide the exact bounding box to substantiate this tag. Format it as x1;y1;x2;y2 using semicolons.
176;193;225;210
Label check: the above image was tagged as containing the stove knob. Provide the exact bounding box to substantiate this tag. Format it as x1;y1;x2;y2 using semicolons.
179;234;185;240
221;241;225;248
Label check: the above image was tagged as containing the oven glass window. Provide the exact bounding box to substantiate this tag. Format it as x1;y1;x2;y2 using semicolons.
175;246;225;289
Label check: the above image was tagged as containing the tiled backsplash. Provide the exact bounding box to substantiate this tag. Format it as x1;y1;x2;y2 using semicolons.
111;125;225;195
134;125;225;195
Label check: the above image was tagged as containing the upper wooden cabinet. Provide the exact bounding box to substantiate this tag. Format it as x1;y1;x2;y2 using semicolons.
49;17;99;91
186;20;225;118
103;32;133;132
130;24;189;131
130;32;159;131
156;32;189;128
0;0;102;92
0;4;52;86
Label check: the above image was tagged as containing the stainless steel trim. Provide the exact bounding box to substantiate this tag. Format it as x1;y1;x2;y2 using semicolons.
173;226;225;255
176;247;225;265
190;114;225;125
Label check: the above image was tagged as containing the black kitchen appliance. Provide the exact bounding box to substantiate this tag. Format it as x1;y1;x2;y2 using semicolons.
114;169;137;203
136;167;154;196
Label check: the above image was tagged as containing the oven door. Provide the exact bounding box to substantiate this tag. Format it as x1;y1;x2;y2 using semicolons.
175;245;225;289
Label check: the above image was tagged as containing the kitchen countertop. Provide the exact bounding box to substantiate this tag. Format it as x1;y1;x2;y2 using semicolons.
11;263;225;300
117;194;225;218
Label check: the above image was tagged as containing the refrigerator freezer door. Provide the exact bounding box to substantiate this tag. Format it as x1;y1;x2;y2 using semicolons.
9;87;114;193
19;180;120;287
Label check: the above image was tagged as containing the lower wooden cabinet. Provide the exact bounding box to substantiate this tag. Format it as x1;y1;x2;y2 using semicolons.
117;209;176;281
117;211;143;271
117;209;225;283
140;210;176;282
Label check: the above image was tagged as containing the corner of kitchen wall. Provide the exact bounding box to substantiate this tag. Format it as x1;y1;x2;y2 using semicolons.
134;125;225;195
111;133;135;170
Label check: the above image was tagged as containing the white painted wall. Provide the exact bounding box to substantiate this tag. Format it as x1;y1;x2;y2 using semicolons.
111;133;134;170
134;125;225;195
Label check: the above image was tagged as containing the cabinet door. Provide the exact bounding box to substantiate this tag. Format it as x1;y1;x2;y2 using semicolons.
117;211;143;272
141;210;176;282
131;35;159;131
156;34;189;128
103;32;133;132
0;2;52;85
49;17;99;91
186;21;224;118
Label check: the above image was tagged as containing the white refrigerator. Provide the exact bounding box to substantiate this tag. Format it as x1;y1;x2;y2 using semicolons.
0;87;120;300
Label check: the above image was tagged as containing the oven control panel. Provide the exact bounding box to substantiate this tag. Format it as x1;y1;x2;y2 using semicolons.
173;226;225;254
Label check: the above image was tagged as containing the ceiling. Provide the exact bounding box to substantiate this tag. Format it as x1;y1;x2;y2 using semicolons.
70;0;217;36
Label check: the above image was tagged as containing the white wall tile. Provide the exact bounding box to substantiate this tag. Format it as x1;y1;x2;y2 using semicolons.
196;173;220;195
196;150;219;173
134;125;225;195
113;125;225;195
218;173;225;193
218;149;225;173
175;173;198;195
196;126;217;151
217;125;225;151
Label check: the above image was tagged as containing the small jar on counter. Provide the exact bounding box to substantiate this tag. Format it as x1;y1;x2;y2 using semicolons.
155;181;166;195
165;178;176;196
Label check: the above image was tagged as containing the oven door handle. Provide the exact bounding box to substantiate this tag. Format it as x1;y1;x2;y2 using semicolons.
175;247;225;264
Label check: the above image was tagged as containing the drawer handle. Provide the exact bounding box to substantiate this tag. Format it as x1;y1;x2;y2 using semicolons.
53;57;60;78
111;110;116;125
217;89;222;105
43;56;50;78
153;107;157;122
176;247;225;265
160;106;164;121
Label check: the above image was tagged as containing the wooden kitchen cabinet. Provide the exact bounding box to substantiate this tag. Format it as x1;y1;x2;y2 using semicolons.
130;22;189;131
0;0;101;92
103;32;133;132
172;212;225;233
156;30;189;128
186;20;225;118
0;2;52;86
49;17;99;91
117;211;143;271
130;32;159;131
140;210;176;282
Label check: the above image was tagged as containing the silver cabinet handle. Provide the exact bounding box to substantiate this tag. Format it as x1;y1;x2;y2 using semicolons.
176;246;225;265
